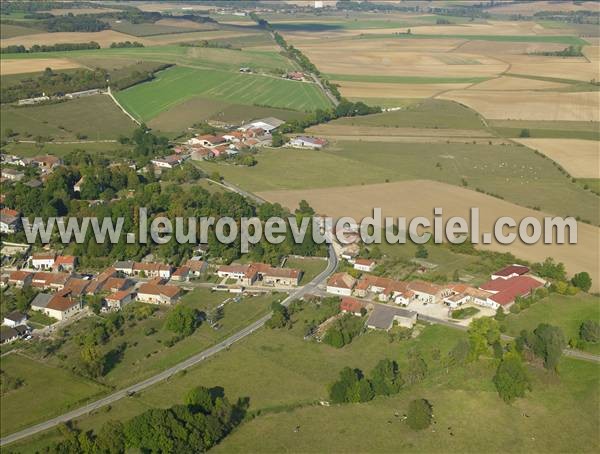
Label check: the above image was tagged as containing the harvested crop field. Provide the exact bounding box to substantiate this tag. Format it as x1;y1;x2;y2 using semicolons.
469;76;569;91
515;138;600;178
440;90;600;121
0;57;82;75
336;81;472;99
257;180;600;290
484;1;599;15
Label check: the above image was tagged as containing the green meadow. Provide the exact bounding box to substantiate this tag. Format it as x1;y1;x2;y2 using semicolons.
115;66;331;121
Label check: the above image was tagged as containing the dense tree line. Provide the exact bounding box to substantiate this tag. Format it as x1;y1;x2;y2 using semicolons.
1;67;107;103
45;14;109;32
41;385;247;453
0;1;92;14
109;41;144;48
1;42;100;54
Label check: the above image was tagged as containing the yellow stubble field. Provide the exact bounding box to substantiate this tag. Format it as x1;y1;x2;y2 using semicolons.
257;180;600;291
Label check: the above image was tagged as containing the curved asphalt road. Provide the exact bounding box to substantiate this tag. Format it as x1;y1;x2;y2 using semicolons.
1;245;338;447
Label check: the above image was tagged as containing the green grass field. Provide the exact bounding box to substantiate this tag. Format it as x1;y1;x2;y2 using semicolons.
285;257;328;284
197;139;598;224
489;119;600;141
115;66;331;121
1;45;297;74
503;293;600;354
360;33;588;45
0;95;137;141
333;99;487;129
0;354;107;437
0;290;276;439
8;318;599;453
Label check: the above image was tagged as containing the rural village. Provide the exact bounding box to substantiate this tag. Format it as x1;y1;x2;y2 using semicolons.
0;0;598;453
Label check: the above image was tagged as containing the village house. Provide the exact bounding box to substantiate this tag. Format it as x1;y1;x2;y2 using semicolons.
31;253;56;270
285;71;306;81
366;305;417;331
326;272;356;296
443;284;492;309
491;264;530;280
185;258;206;277
218;264;256;285
0;327;19;344
353;258;376;273
31;155;62;172
171;266;190;282
53;255;77;272
8;270;33;288
261;266;302;287
105;290;135;310
192;134;227;148
114;261;172;279
1;168;25;182
190;147;214;161
151;154;184;169
3;311;28;328
31;272;70;291
103;277;134;293
0;208;20;233
137;281;181;305
340;297;369;316
62;277;90;297
289;136;328;150
85;267;117;295
407;281;450;304
31;291;82;321
479;275;545;310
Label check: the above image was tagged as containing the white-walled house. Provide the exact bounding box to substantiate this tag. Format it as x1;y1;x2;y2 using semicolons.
3;311;27;328
31;253;56;269
326;272;356;296
353;258;376;272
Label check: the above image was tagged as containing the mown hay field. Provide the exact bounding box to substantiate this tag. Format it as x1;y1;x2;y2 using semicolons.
115;66;330;121
0;57;82;75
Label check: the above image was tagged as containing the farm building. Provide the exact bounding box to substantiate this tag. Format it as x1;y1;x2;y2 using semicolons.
239;117;284;134
366;305;417;331
8;270;32;288
151;155;183;169
479;275;545;310
105;291;135;310
31;292;82;321
289;136;328;149
491;264;530;280
137;282;181;305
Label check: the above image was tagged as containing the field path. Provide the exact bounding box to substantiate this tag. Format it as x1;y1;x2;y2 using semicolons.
105;88;141;125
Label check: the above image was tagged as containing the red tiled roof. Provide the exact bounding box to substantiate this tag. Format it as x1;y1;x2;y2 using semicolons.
106;290;132;302
185;259;205;271
1;208;19;217
46;295;78;311
327;272;356;289
32;253;55;261
408;281;440;295
9;270;31;282
55;255;76;266
340;297;365;314
354;258;375;266
138;283;180;298
480;276;543;306
493;264;529;277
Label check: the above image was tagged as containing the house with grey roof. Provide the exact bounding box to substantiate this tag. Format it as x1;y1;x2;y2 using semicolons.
30;293;53;311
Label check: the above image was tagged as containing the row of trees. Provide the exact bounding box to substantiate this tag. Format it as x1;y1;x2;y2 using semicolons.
1;41;100;54
42;385;247;453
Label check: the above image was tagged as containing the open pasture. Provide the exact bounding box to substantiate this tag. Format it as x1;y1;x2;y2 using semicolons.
489;119;600;141
148;97;305;133
440;90;600;121
514;139;600;178
470;75;570;91
0;354;107;437
0;95;137;141
115;66;330;121
257;180;600;289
